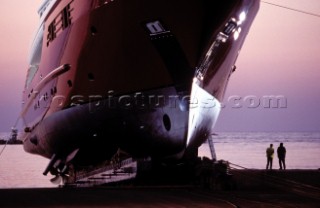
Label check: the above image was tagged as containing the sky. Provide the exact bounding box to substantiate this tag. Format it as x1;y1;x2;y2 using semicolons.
215;0;320;132
0;0;43;132
0;0;319;133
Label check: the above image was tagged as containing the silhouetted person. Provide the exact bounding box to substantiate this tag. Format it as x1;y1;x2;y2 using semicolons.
266;144;274;170
277;143;286;170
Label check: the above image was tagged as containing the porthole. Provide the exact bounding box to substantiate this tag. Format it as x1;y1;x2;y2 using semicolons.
163;114;171;131
67;80;73;87
88;73;95;81
91;26;98;35
30;136;38;146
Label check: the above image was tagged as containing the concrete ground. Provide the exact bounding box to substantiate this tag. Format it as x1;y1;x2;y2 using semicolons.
1;169;319;207
0;186;320;208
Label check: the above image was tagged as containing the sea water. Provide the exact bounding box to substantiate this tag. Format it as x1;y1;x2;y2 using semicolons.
0;132;319;188
0;145;55;188
199;132;320;170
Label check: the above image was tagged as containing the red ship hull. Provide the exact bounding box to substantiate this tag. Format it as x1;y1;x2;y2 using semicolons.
21;0;259;171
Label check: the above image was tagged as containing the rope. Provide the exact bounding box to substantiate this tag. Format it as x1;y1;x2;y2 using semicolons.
228;162;250;170
261;1;320;18
0;117;21;159
0;139;10;157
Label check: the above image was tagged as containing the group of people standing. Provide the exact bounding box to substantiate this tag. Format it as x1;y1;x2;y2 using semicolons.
266;143;286;170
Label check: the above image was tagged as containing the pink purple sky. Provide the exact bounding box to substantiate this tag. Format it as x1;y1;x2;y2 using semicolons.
0;0;319;132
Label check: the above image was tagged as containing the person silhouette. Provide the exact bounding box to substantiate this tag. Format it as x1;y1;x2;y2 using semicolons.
277;143;286;170
266;144;274;170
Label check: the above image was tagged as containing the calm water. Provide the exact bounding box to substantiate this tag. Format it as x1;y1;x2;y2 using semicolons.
0;145;55;188
199;132;320;170
0;132;319;188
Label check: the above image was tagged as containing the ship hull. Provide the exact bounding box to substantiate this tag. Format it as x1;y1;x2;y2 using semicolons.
24;86;191;165
21;0;259;167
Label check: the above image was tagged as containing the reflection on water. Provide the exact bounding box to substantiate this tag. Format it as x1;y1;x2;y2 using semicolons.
0;146;55;188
